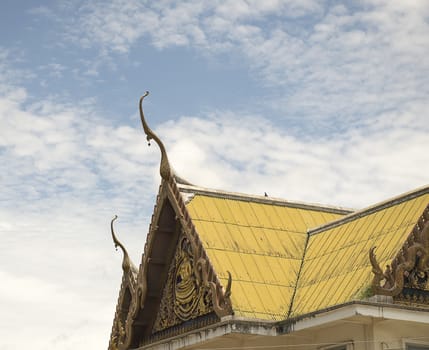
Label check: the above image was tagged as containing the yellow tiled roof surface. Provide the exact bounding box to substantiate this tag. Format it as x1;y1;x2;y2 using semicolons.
185;192;347;320
292;191;429;317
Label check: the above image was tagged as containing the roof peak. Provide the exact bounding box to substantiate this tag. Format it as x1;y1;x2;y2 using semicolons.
139;92;191;185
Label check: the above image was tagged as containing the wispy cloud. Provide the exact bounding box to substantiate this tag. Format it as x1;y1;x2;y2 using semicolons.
4;2;429;348
0;52;159;349
1;88;428;348
56;0;322;53
38;62;67;79
161;108;428;207
43;0;429;130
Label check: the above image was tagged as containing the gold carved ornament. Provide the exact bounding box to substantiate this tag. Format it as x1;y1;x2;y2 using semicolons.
139;91;172;181
109;216;149;350
153;234;215;332
110;93;233;348
369;209;429;296
111;215;138;275
175;234;233;319
194;254;232;318
174;239;201;319
139;91;233;319
153;232;232;333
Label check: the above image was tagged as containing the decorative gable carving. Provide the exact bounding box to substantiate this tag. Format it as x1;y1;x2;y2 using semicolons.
109;93;233;349
152;233;213;333
369;204;429;297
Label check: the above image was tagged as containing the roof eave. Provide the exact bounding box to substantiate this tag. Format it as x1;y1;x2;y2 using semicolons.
281;300;429;334
309;184;429;235
136;301;429;349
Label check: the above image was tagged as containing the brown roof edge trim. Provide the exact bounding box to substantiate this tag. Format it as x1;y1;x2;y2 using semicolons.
178;184;353;215
309;185;429;235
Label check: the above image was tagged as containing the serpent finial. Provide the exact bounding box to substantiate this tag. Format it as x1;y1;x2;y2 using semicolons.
139;92;172;181
111;215;138;274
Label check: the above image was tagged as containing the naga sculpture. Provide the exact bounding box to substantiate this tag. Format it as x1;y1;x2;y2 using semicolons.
370;210;429;296
193;250;233;317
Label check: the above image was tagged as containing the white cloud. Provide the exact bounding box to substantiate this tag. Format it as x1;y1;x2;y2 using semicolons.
3;1;429;348
54;0;323;53
44;0;429;132
0;54;159;349
38;63;67;79
161;109;428;208
1;68;428;350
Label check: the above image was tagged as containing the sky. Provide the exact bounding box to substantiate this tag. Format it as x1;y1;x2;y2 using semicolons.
0;0;428;349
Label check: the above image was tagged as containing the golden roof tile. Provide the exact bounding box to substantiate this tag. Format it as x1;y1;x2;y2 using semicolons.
182;185;349;320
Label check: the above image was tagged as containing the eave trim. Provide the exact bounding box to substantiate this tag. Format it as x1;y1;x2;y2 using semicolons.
309;185;429;235
178;184;353;215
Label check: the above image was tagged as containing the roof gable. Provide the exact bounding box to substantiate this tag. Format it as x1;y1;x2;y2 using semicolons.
109;179;235;349
292;187;429;317
109;94;429;349
109;95;233;350
181;185;349;320
179;185;429;320
109;183;181;349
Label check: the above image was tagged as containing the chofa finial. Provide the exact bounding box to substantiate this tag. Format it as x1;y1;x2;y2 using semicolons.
139;92;173;181
111;215;138;275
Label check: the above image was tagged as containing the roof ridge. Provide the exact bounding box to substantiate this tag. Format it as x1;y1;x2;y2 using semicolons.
309;184;429;235
286;233;310;319
178;184;353;215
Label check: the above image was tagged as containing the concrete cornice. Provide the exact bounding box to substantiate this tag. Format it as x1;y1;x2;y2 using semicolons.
280;301;429;333
138;301;429;350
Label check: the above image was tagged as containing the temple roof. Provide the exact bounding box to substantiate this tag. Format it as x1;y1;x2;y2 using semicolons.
179;184;429;320
179;185;352;320
108;94;429;350
294;185;429;316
